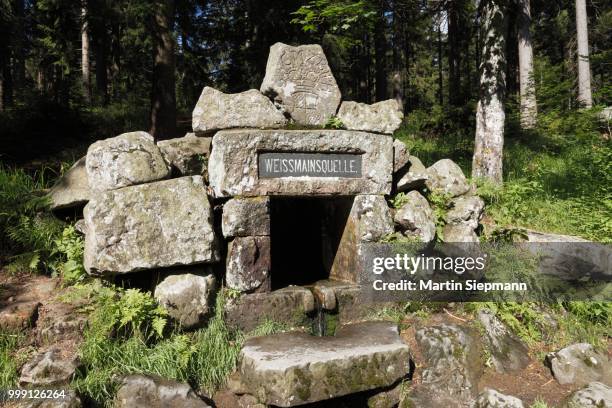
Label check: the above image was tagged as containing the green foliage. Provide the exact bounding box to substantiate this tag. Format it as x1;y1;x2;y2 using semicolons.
324;115;345;129
74;331;195;405
5;214;65;274
529;399;549;408
485;226;528;243
89;285;168;341
74;283;173;404
404;106;476;143
467;301;611;349
53;225;86;285
564;301;611;328
380;231;421;244
74;284;286;405
396;73;611;244
0;167;89;280
395;116;474;173
468;302;544;343
186;292;241;395
368;306;407;324
85;101;150;140
425;191;452;241
555;302;612;348
0;329;26;389
477;179;542;222
244;319;290;338
0;165;68;274
389;192;410;209
292;0;376;34
0;166;52;239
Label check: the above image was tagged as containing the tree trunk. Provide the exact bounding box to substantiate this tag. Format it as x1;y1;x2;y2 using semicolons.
0;9;13;110
374;4;387;102
13;0;26;91
403;24;412;110
0;73;4;112
149;0;177;140
473;0;506;184
448;1;461;105
518;0;537;128
391;6;404;111
575;0;592;108
109;20;121;101
1;59;13;109
81;0;91;104
94;33;109;104
505;6;518;99
437;23;443;106
0;45;5;111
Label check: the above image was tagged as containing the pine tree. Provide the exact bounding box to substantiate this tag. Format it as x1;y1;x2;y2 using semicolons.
473;0;507;184
81;0;91;104
518;0;537;128
149;0;177;140
575;0;592;108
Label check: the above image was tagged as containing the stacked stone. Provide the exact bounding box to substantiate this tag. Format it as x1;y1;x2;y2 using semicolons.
222;197;271;293
41;42;496;407
201;43;403;295
392;142;485;243
46;41;483;335
49;130;220;328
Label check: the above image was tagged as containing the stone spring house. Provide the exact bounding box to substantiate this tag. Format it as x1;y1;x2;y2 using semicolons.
48;42;485;406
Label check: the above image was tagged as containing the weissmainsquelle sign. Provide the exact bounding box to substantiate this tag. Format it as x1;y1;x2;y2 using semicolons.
258;152;362;178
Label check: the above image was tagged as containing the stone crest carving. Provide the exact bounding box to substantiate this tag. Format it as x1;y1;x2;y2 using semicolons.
261;43;341;126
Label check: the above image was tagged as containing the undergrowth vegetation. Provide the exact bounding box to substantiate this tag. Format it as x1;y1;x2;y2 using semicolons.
0;166;88;283
0;329;27;389
396;101;611;242
65;283;286;406
467;301;612;349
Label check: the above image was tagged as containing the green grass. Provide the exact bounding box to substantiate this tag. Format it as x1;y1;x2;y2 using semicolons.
0;166;90;282
0;329;26;389
529;399;550;408
465;301;611;348
72;285;288;406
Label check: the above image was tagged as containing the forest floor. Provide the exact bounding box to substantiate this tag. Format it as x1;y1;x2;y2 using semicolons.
2;271;609;407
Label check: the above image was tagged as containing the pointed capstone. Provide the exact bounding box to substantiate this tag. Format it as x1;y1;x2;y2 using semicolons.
260;43;341;126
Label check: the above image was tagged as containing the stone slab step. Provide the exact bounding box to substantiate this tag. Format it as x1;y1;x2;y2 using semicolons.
238;321;410;407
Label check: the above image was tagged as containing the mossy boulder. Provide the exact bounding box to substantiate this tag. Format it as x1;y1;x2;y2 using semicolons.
547;343;612;386
405;323;482;407
83;176;219;274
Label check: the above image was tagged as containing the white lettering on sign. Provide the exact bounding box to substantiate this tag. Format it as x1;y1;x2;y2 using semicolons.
258;152;362;178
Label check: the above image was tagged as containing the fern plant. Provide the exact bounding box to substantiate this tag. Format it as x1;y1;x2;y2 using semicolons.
324;115;345;129
53;225;86;285
390;192;410;209
426;191;452;242
5;214;65;274
0;165;65;274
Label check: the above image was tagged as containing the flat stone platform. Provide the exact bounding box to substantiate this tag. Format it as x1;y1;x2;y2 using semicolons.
238;321;410;406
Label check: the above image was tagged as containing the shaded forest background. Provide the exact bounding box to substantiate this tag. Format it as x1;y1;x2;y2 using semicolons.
0;0;609;167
